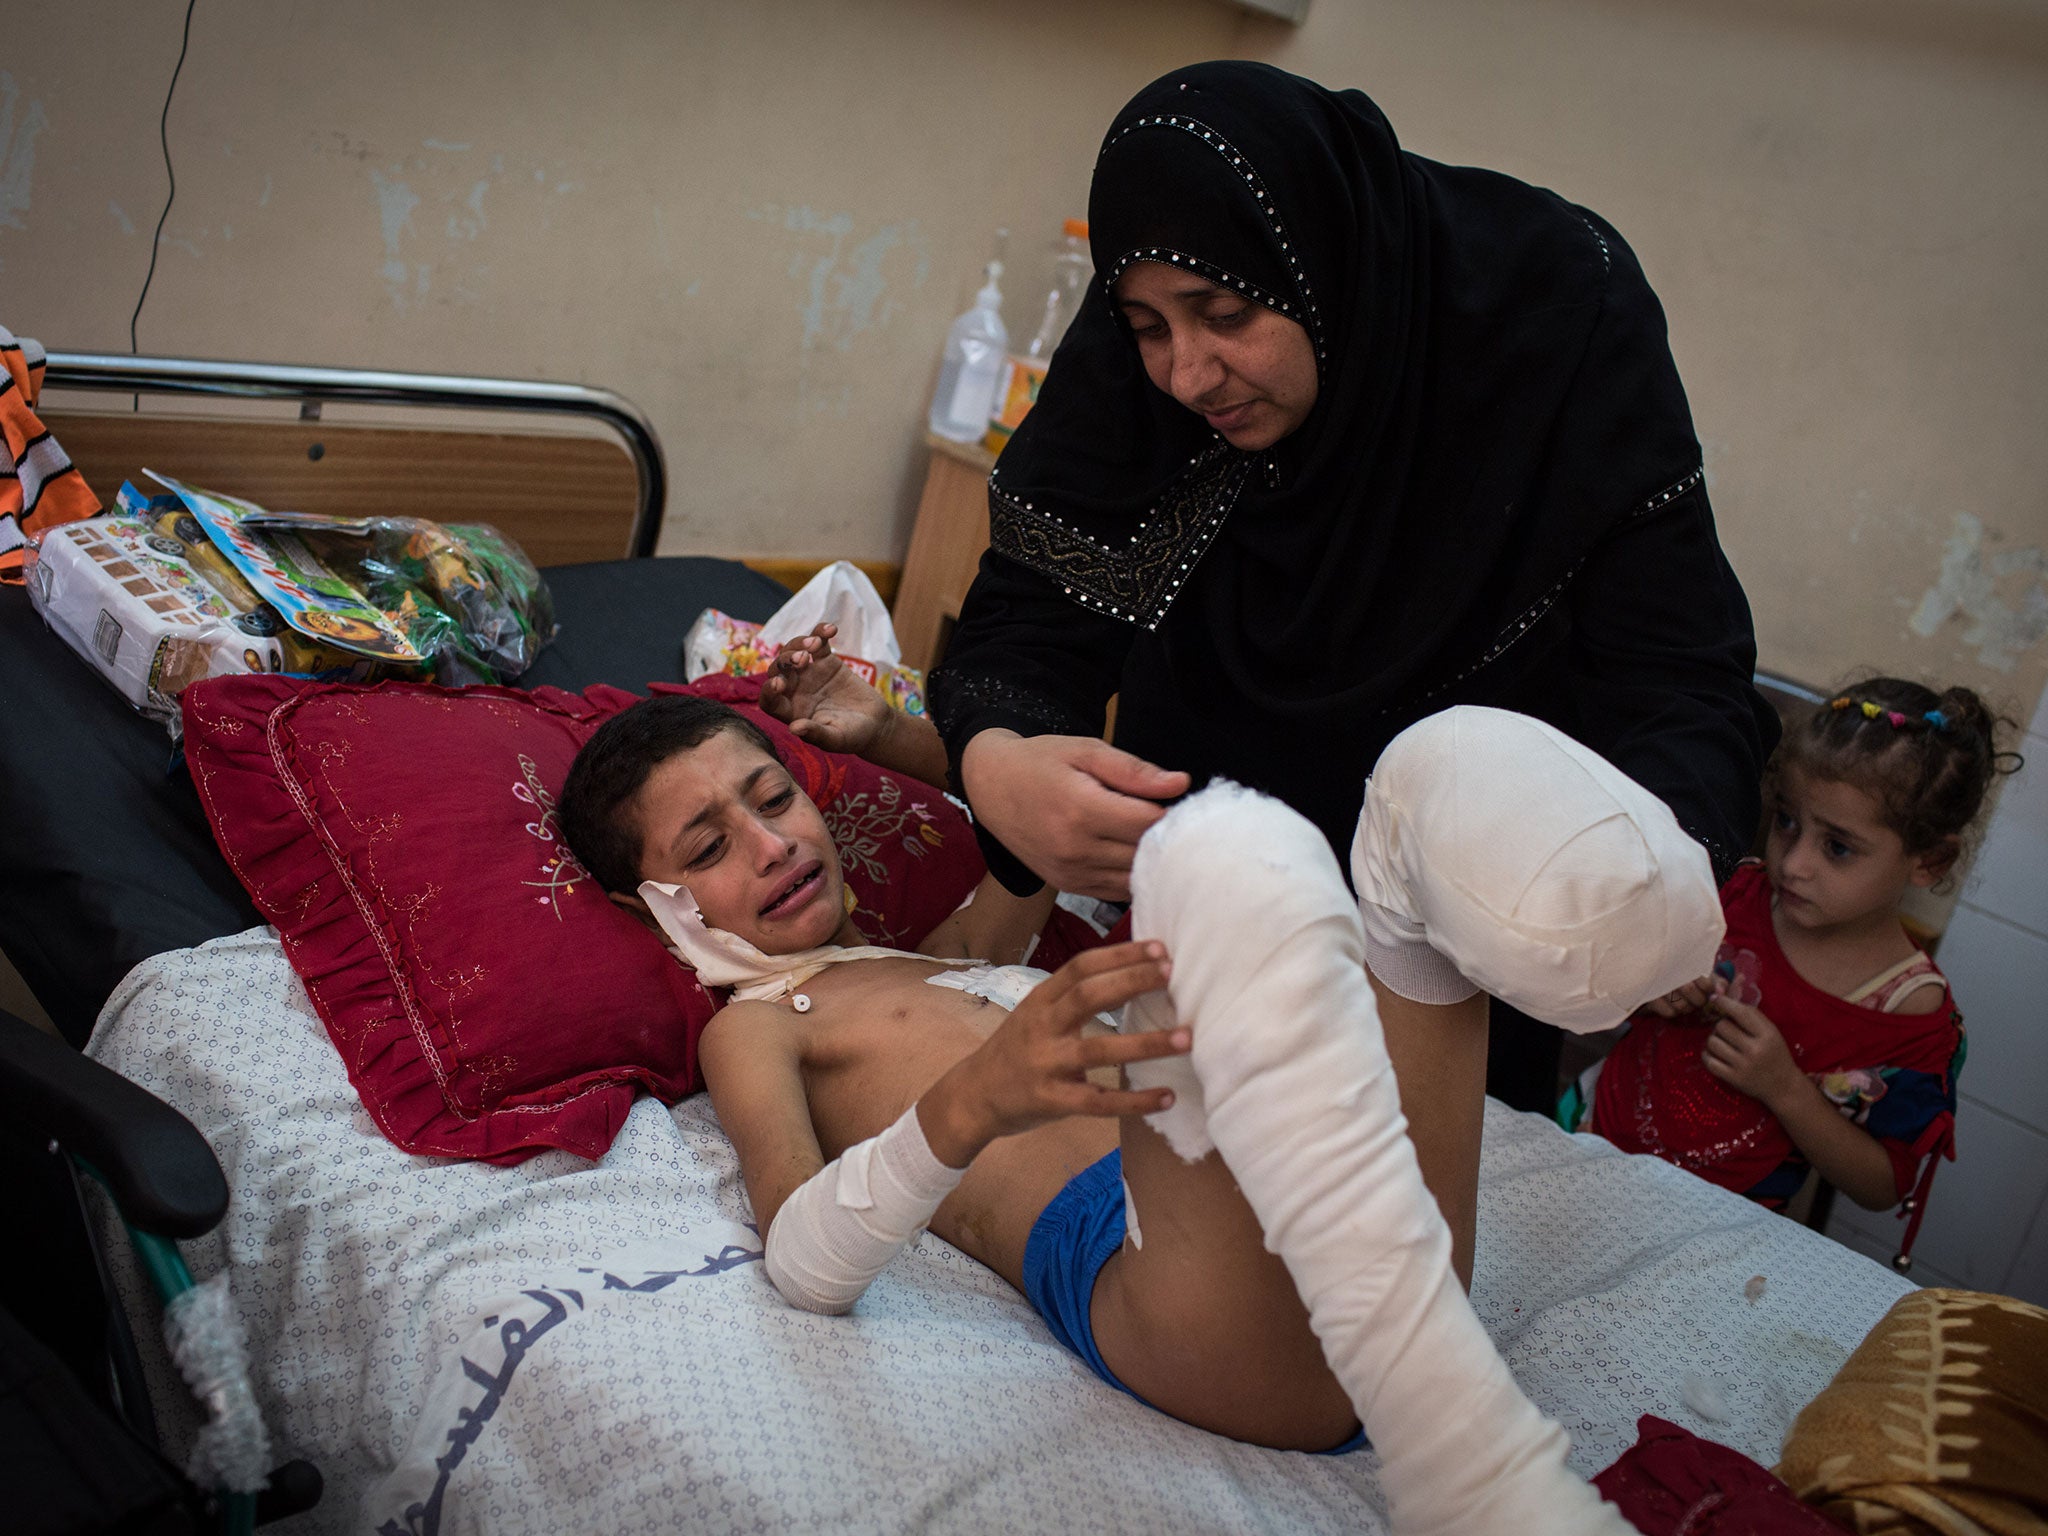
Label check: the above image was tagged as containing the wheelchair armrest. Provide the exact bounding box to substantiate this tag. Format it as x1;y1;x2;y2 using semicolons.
0;1007;228;1238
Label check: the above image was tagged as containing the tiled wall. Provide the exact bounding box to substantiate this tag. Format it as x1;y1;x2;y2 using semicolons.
1826;689;2048;1304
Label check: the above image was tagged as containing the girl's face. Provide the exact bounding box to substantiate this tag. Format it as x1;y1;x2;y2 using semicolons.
1764;763;1944;935
1112;261;1319;451
622;727;850;955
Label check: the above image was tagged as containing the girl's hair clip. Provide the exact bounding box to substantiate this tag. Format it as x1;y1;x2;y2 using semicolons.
1828;695;1951;732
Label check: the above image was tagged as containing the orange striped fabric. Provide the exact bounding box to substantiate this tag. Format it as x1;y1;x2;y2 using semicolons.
1;325;102;583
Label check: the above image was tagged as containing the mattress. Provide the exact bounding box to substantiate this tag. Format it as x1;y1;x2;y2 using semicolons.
89;928;1915;1535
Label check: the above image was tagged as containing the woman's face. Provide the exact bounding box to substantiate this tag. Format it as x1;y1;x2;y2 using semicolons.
1112;260;1319;451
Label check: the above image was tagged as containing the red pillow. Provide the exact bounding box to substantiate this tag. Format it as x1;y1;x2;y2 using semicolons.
180;673;985;1163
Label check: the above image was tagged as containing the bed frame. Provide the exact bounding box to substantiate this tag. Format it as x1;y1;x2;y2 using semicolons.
38;352;666;567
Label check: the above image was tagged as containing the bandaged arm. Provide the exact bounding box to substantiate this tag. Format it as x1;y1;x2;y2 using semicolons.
763;1105;967;1314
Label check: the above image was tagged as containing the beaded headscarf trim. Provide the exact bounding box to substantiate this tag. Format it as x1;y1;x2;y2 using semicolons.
988;441;1254;630
1098;112;1329;372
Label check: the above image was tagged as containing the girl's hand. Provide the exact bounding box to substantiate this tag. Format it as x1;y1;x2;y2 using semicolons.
1700;998;1805;1107
1641;975;1718;1018
759;622;891;755
920;941;1190;1166
960;730;1191;900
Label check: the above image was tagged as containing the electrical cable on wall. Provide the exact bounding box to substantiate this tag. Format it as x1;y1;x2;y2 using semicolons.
129;0;199;408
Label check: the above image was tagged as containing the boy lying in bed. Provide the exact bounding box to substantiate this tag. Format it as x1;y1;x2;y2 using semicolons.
558;626;1721;1536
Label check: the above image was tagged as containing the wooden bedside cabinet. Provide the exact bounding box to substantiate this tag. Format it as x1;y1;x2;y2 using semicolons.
893;433;996;673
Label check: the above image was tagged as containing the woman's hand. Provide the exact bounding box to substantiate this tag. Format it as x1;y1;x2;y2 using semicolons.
759;622;891;756
1700;998;1805;1108
960;730;1191;900
919;941;1190;1167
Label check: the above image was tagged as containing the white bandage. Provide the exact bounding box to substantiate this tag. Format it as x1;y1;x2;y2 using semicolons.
1122;985;1213;1162
762;1105;966;1315
1127;780;1632;1536
1352;706;1722;1032
638;880;929;1002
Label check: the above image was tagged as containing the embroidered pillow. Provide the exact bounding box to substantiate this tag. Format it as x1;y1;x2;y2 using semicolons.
180;673;984;1163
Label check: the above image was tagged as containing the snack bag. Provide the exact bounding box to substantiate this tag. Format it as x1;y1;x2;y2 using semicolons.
25;474;557;734
684;607;781;681
682;560;927;716
128;488;381;679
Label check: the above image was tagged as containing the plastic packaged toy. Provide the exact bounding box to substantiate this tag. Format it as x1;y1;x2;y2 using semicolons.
147;474;556;686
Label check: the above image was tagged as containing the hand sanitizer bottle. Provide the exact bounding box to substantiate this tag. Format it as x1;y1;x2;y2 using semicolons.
928;258;1009;444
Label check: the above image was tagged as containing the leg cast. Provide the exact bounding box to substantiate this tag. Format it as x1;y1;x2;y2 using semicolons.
1352;706;1723;1033
1127;779;1630;1536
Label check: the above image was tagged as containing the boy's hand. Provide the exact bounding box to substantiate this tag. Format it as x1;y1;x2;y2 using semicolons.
1700;998;1805;1108
759;622;891;756
921;942;1190;1166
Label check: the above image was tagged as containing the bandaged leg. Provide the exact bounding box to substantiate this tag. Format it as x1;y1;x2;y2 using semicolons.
1351;706;1722;1031
763;1105;965;1314
1350;706;1723;1287
1124;780;1632;1536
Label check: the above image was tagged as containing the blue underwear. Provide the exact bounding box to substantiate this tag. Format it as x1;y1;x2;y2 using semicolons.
1021;1149;1366;1455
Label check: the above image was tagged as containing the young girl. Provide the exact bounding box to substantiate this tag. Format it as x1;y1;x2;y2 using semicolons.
1581;677;2017;1257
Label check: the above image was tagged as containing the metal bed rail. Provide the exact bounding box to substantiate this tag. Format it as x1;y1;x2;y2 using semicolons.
1754;669;1828;707
42;352;668;559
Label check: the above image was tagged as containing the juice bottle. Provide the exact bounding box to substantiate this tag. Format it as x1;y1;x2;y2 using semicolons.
985;219;1090;454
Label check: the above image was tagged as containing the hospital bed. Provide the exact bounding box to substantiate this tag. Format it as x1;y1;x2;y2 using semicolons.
2;360;1914;1534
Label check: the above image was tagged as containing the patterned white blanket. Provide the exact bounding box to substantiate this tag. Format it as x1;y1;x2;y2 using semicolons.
89;928;1913;1535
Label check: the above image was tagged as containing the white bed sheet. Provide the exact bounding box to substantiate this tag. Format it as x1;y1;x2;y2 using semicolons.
88;928;1914;1535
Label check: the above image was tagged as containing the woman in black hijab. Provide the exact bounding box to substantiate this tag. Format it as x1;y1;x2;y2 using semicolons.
930;62;1775;1108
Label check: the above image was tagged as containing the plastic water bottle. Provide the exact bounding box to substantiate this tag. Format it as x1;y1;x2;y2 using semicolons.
928;260;1009;443
985;220;1091;452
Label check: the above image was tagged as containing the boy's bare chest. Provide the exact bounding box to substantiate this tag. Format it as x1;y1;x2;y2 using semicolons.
777;958;1016;1152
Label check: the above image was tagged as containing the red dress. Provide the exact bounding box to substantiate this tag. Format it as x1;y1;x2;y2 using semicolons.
1593;865;1963;1220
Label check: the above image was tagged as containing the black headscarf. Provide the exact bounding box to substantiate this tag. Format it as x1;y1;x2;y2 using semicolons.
987;60;1705;719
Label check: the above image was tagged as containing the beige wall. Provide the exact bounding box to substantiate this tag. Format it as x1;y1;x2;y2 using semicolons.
1265;0;2048;723
7;0;2045;722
